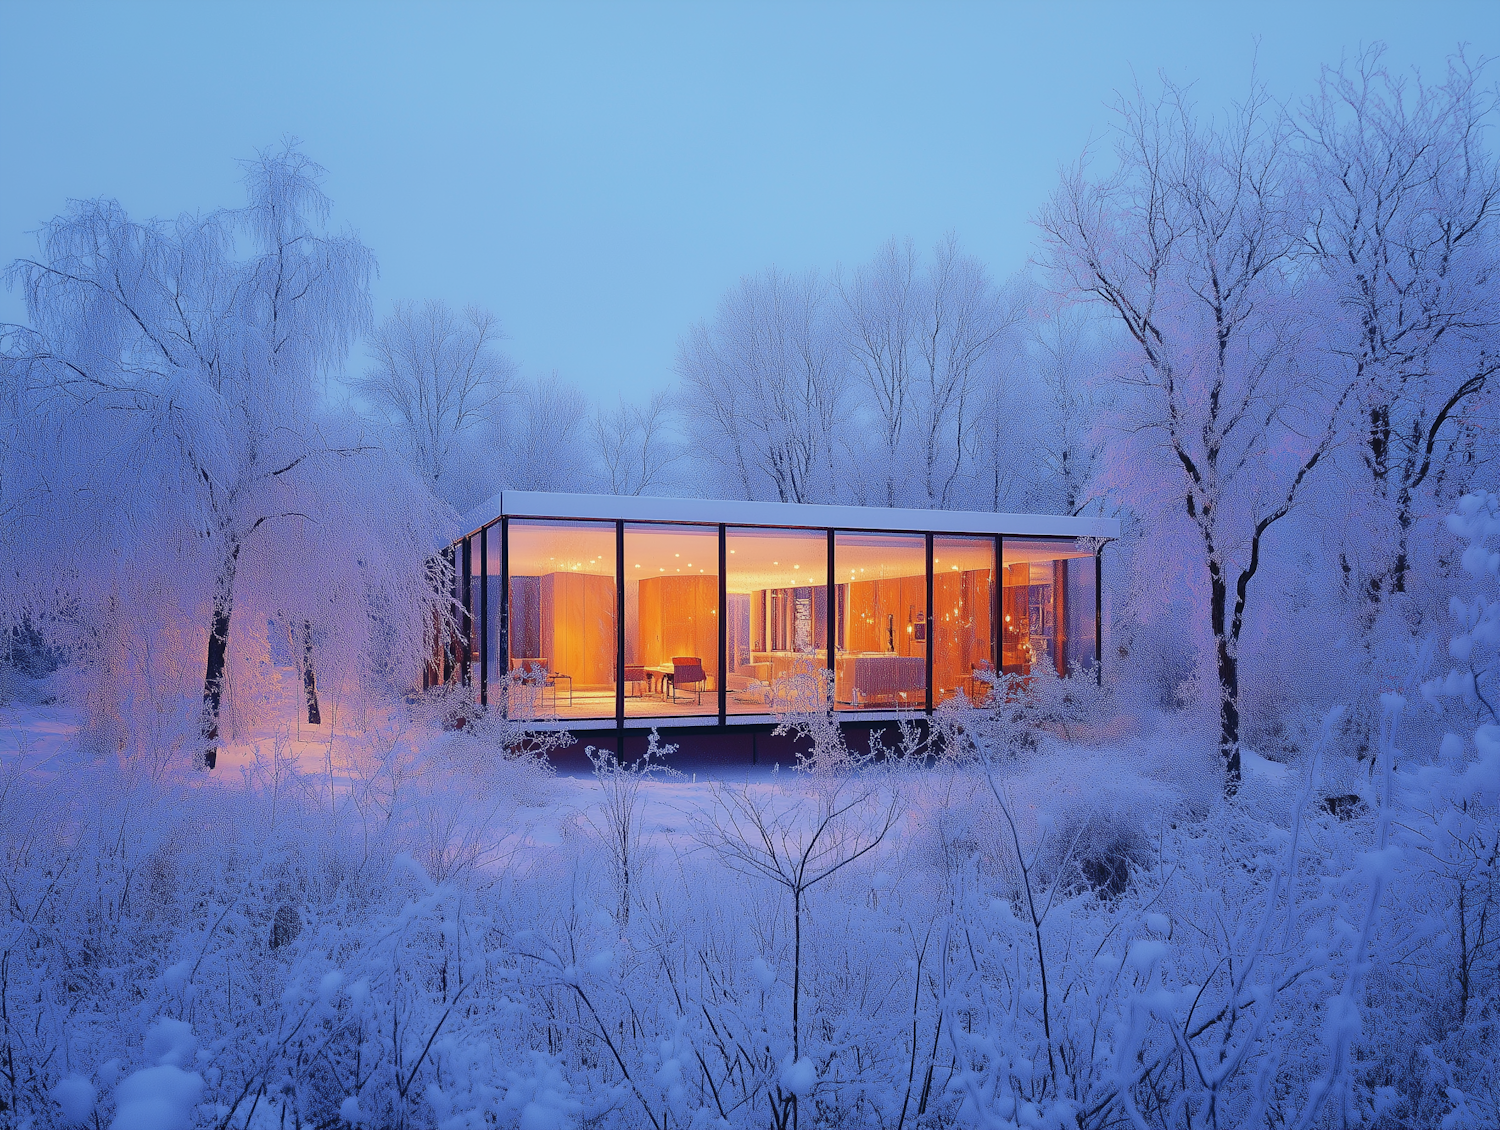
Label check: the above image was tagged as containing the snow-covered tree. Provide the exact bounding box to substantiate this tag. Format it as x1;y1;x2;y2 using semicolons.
1299;49;1500;735
1040;79;1350;788
839;235;1022;508
677;267;847;503
356;299;516;509
3;144;449;764
591;389;681;496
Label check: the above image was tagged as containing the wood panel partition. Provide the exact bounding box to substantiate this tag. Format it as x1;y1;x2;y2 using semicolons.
635;574;719;685
539;572;617;686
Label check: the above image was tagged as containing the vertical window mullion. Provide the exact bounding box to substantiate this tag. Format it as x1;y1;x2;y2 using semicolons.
479;526;488;707
718;523;727;726
825;529;836;699
616;520;626;740
499;518;509;714
994;534;1003;682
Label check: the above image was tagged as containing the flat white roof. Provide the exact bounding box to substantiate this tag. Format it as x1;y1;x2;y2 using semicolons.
459;491;1119;541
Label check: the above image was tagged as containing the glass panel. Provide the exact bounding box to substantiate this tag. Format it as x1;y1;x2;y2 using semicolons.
834;532;926;711
933;536;995;705
1001;538;1096;677
725;527;828;714
440;544;459;686
467;535;481;695
506;520;617;719
484;524;505;695
624;524;719;718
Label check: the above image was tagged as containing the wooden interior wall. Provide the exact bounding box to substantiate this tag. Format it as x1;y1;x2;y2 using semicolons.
843;576;926;656
933;568;992;695
636;575;718;682
1001;562;1030;673
539;572;617;686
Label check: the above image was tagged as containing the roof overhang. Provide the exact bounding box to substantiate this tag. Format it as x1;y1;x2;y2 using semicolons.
458;491;1120;543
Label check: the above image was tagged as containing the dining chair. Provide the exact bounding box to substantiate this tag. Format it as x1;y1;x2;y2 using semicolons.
670;656;708;704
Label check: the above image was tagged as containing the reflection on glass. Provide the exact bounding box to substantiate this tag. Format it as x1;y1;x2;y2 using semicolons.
834;532;926;710
725;527;828;714
1001;538;1096;677
624;524;719;717
507;520;617;718
484;524;505;696
467;535;481;695
933;536;995;705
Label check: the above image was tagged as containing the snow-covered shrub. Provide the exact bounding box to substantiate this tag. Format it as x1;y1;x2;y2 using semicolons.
2;492;1498;1130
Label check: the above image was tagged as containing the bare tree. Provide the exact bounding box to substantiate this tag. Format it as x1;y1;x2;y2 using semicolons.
1027;305;1115;516
678;268;845;503
841;239;920;506
841;236;1020;508
591;389;681;495
501;373;590;490
1040;79;1349;789
694;777;900;1129
356;301;516;500
1300;49;1500;610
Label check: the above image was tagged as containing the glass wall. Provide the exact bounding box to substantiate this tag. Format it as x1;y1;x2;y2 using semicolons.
834;532;926;710
1000;538;1097;677
933;536;995;705
483;523;505;698
507;520;617;719
467;535;481;694
624;524;719;717
725;527;828;714
455;519;1102;721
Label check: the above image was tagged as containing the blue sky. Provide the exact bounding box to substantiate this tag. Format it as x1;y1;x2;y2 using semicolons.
1;1;1493;399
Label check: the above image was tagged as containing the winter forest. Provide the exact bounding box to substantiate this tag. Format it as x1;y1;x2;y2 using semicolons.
3;37;1500;1130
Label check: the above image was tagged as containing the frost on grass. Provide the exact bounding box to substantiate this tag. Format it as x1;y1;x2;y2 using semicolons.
5;545;1500;1130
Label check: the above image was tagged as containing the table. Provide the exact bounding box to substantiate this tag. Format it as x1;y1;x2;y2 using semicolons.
645;664;676;699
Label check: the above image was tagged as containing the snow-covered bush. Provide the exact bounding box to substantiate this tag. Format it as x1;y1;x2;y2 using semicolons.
1;499;1498;1129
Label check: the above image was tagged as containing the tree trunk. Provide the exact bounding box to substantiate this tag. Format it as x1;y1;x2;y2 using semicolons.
1217;635;1242;791
200;542;240;769
1207;563;1242;791
302;620;322;725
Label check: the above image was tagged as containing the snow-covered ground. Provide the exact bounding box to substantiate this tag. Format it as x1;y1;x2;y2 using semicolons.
1;677;1494;1130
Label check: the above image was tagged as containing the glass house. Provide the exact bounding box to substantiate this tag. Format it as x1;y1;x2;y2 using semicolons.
437;492;1118;750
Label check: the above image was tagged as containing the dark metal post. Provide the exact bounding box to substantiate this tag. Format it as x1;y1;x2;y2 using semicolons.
718;524;727;726
616;521;626;739
825;529;836;697
498;518;510;714
994;534;1003;679
1096;544;1105;687
925;533;934;714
